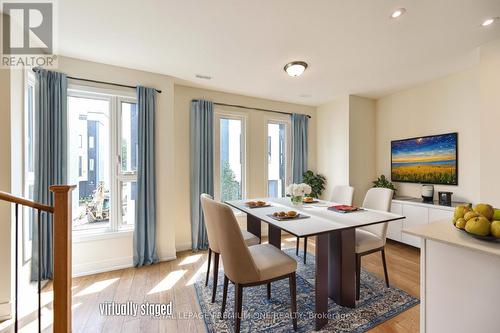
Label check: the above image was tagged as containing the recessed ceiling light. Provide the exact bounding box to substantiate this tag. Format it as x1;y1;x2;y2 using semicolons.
195;74;211;80
481;17;498;27
284;61;308;77
390;8;406;19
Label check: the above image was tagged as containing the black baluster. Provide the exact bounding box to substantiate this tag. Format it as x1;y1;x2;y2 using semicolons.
14;204;18;333
38;210;42;333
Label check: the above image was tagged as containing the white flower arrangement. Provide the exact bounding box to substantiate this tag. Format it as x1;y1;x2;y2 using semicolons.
286;183;312;197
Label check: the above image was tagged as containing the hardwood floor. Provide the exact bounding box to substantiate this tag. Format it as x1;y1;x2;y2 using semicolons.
3;238;419;332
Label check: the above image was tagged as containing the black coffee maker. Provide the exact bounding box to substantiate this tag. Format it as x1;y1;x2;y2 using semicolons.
438;191;453;206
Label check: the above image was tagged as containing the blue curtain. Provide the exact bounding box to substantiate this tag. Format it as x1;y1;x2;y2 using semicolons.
291;113;309;183
190;100;214;251
133;86;159;267
31;68;68;281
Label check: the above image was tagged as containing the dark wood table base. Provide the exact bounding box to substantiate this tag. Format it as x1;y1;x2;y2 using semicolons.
246;216;357;330
329;229;356;308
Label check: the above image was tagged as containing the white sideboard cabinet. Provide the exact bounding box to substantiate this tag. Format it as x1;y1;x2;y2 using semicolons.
387;198;458;248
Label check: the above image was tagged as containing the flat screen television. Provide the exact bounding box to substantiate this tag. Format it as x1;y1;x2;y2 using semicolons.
391;132;458;185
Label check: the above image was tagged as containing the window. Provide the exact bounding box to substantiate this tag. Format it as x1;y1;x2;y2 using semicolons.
267;120;290;197
118;101;138;227
23;70;36;261
120;101;138;173
78;156;83;177
68;86;137;233
214;113;246;202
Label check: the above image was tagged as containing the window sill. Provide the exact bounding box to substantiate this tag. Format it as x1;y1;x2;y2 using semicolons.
73;228;134;243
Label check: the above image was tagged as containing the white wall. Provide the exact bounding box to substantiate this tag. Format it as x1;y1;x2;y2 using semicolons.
1;67;43;320
349;96;376;206
0;67;12;320
375;68;481;203
316;96;350;200
479;39;500;207
316;95;376;205
173;85;316;251
56;56;177;275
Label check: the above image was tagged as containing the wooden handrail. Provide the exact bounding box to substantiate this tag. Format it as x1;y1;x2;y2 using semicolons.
50;185;76;333
0;191;54;213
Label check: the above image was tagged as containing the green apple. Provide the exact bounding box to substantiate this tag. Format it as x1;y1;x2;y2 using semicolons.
491;221;500;238
465;216;491;236
493;209;500;221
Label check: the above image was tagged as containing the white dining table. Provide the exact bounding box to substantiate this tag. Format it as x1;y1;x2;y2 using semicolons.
226;197;405;331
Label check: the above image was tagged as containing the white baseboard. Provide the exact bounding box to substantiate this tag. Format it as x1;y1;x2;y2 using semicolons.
72;254;178;278
176;241;193;252
0;301;11;321
159;254;177;262
73;256;134;277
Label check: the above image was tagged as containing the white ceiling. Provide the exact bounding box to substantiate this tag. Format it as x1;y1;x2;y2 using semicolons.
57;0;500;106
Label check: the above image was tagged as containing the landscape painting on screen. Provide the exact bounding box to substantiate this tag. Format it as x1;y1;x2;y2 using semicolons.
391;133;458;185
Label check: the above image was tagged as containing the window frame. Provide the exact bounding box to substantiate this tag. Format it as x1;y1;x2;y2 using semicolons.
22;69;36;263
264;115;292;197
67;84;137;237
214;110;248;202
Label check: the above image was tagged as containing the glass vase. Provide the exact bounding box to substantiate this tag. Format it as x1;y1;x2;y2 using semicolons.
291;195;303;205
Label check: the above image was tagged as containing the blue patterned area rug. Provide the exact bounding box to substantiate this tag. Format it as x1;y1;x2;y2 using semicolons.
194;247;419;332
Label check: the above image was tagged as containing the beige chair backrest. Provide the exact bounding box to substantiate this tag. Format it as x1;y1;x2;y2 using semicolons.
200;194;220;253
331;185;354;205
360;188;394;241
200;195;260;284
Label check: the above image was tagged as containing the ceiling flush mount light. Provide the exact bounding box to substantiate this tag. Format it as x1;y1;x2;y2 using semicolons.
481;17;498;27
390;8;406;19
284;61;308;77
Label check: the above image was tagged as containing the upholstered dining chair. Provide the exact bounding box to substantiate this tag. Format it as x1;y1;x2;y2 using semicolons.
202;196;298;333
200;194;260;303
355;187;394;300
296;185;354;264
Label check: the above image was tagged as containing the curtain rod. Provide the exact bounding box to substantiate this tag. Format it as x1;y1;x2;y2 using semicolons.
31;68;162;93
196;101;311;118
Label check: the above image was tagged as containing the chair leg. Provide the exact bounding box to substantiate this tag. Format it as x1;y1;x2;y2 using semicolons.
221;275;229;319
381;248;390;287
235;284;243;333
205;248;212;287
211;252;220;303
296;237;300;256
303;236;308;264
356;254;361;301
267;282;271;299
289;273;298;331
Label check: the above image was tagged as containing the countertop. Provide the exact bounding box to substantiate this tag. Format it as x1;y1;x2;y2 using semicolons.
403;220;500;258
393;196;468;211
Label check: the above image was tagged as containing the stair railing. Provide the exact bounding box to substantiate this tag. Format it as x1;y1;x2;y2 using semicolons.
0;185;75;333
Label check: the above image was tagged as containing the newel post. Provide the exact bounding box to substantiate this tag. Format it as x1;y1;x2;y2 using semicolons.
50;185;76;333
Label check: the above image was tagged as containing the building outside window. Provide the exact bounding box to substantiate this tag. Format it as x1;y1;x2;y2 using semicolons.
68;86;138;234
267;122;287;197
215;113;246;202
